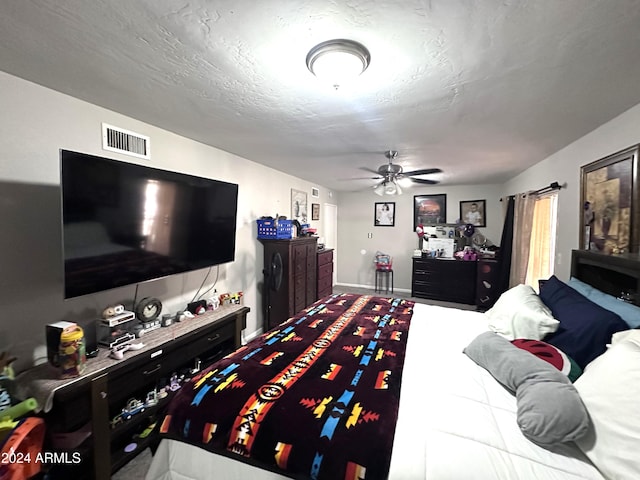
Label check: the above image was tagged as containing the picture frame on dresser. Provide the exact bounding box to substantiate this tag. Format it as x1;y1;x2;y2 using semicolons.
580;145;638;253
414;194;446;229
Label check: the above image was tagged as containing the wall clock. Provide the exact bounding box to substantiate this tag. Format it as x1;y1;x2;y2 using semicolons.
135;297;162;323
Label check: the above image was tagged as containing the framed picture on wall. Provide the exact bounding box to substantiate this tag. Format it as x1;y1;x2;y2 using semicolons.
311;203;320;221
414;194;446;229
580;145;638;253
374;202;395;226
459;199;486;227
291;188;308;223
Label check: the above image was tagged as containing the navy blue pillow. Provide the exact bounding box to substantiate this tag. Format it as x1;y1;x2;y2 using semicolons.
539;275;628;369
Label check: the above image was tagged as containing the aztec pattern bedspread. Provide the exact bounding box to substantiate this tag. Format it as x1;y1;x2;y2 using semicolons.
159;293;415;480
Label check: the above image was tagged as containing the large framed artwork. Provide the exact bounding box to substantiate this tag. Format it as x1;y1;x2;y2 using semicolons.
580;145;638;253
291;188;308;224
460;199;486;227
374;202;395;226
413;194;447;230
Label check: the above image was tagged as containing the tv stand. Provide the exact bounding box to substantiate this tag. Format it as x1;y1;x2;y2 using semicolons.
16;304;249;479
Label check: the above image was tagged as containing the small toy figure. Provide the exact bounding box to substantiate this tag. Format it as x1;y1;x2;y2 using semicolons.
121;398;146;421
229;291;244;304
206;296;220;311
111;397;147;427
145;390;158;407
110;415;123;429
169;373;181;392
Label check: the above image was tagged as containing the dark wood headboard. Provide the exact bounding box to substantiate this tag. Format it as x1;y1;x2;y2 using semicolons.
571;250;640;306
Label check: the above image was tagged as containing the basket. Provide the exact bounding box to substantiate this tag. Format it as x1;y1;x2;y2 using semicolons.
257;219;293;239
375;254;393;271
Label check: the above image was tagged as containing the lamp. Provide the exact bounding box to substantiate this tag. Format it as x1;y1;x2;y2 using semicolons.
306;39;371;89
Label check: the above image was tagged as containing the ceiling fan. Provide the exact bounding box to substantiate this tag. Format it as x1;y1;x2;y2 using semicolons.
364;150;442;196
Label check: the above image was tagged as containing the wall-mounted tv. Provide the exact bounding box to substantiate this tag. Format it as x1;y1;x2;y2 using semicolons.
61;150;238;299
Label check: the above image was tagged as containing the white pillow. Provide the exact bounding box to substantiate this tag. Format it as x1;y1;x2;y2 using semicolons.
574;340;640;479
485;284;559;340
611;329;640;347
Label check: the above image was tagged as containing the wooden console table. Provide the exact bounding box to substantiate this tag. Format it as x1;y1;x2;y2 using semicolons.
16;304;249;480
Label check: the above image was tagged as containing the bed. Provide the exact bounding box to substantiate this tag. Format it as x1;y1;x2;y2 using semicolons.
145;250;640;480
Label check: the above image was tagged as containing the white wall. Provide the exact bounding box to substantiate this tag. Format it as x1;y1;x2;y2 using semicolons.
503;102;640;280
0;71;331;372
336;184;503;291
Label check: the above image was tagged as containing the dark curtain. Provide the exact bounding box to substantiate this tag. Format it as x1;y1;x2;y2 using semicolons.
496;196;515;296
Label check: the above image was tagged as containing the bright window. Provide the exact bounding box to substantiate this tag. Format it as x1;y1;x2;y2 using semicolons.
525;192;558;291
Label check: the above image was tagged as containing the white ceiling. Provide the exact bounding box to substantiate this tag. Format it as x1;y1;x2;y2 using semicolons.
2;1;640;192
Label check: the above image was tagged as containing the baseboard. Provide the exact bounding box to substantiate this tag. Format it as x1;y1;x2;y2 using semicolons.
334;282;411;294
243;328;262;345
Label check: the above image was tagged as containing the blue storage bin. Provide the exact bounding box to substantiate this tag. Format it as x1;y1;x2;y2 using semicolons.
257;219;293;239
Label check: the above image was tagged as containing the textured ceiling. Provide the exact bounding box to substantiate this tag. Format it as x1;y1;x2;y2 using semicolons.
2;1;640;192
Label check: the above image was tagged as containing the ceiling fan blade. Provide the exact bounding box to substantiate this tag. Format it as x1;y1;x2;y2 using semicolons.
403;168;443;176
360;167;383;176
410;177;440;185
339;176;382;181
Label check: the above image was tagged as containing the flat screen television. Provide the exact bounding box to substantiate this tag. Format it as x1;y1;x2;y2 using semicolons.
60;149;238;299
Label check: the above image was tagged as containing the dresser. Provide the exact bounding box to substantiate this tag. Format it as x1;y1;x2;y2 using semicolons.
317;248;334;298
411;257;477;304
260;237;318;330
18;305;248;480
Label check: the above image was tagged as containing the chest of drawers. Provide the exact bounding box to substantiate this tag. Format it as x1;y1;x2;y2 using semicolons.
317;249;334;298
412;257;477;304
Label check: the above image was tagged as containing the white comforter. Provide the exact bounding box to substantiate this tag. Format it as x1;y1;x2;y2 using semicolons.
145;303;604;480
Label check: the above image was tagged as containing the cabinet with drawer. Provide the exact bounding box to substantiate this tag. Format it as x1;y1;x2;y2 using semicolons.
317;249;334;299
412;257;477;304
21;305;248;480
260;237;318;331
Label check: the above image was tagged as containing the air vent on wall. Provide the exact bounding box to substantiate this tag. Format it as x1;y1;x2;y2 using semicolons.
102;123;150;159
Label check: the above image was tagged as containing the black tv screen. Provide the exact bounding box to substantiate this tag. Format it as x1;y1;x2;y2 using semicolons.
61;150;238;299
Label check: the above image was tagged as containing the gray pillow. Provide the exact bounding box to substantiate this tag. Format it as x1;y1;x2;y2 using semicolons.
463;331;590;447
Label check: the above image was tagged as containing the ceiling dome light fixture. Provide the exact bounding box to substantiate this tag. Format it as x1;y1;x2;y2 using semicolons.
306;39;371;89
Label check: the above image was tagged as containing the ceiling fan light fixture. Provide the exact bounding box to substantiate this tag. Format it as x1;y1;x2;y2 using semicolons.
384;181;397;195
306;39;370;88
367;150;441;195
397;177;412;188
374;182;386;196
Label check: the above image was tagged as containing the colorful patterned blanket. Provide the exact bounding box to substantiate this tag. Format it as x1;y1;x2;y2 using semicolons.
160;293;415;479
